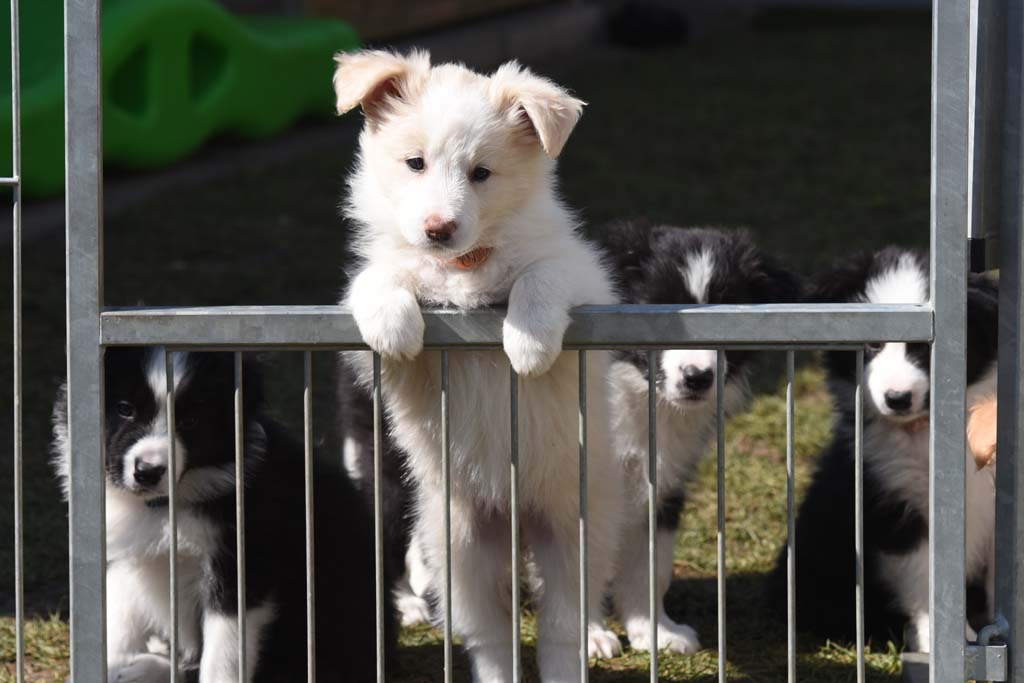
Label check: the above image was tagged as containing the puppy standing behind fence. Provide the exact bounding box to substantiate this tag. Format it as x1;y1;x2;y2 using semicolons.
52;349;390;683
597;222;802;654
335;50;625;682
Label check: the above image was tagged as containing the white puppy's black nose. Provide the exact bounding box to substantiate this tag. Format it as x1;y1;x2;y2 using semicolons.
884;390;913;413
134;460;167;488
424;215;457;243
682;365;714;393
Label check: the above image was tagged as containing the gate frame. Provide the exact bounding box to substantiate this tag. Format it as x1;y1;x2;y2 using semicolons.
47;0;1013;681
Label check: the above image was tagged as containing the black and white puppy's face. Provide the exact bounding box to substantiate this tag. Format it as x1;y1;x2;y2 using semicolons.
607;225;802;407
813;248;998;422
53;348;262;504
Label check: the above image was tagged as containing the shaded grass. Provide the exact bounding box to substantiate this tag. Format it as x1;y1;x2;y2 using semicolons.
0;7;931;680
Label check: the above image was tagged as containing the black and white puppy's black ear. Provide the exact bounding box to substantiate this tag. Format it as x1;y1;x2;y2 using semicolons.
749;254;804;304
967;272;999;382
596;219;656;302
806;251;878;304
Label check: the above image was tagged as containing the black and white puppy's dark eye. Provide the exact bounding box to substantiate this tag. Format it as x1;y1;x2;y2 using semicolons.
115;401;135;419
470;166;491;183
406;157;425;172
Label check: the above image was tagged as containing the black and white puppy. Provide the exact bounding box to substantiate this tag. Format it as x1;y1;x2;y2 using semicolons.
600;222;801;653
771;248;998;651
52;348;392;683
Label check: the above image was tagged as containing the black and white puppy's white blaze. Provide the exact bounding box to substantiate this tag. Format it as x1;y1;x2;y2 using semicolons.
599;222;802;654
52;348;392;683
770;247;998;651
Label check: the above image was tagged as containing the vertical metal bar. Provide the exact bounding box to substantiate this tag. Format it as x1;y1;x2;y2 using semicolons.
234;352;246;683
968;0;1007;268
854;351;865;683
166;351;179;683
65;0;106;673
930;0;971;678
303;352;316;683
510;364;522;683
785;352;796;683
372;353;385;682
441;351;453;683
994;0;1024;676
646;350;658;683
578;351;589;683
10;0;23;676
716;350;726;683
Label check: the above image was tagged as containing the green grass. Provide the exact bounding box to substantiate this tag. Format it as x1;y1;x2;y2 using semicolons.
0;7;931;680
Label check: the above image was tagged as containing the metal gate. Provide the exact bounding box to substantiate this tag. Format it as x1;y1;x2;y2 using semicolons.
9;0;1024;681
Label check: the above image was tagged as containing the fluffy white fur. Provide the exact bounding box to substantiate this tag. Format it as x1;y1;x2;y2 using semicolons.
335;50;623;682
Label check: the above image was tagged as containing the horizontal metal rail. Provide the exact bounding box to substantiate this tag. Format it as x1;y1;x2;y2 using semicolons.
99;303;933;348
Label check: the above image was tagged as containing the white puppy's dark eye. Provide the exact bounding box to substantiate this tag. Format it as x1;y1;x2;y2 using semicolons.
115;401;135;419
470;166;491;183
406;157;425;172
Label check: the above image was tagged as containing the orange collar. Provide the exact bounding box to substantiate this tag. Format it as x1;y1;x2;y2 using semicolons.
450;246;493;270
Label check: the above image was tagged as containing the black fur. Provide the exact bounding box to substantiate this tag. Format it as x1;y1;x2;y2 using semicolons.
767;249;999;644
55;349;394;681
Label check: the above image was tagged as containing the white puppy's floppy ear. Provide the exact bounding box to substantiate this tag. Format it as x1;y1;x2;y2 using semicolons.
491;61;585;159
332;49;430;121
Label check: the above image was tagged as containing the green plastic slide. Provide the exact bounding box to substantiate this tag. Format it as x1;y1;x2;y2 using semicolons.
0;0;358;198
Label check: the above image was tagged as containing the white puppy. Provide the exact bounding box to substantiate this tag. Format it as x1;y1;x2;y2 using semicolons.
335;50;624;682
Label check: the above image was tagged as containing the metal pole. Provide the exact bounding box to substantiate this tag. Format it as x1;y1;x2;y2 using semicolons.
166;352;180;683
716;351;726;683
65;0;106;676
647;350;658;683
441;351;454;683
578;351;589;683
10;0;23;679
994;0;1024;678
372;353;386;682
234;353;246;683
930;0;972;678
968;0;1007;270
303;352;316;683
785;352;796;683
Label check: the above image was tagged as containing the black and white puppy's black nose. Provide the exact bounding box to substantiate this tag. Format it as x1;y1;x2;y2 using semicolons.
134;459;167;488
884;390;913;413
682;366;715;393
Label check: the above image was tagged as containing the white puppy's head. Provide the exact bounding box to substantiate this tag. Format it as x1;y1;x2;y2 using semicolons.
334;50;584;258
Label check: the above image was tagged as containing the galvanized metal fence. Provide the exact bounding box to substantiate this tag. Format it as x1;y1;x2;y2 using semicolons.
7;0;1024;681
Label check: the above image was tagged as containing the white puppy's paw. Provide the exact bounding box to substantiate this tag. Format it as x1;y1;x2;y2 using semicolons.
108;653;171;683
627;620;701;655
354;288;425;361
502;323;563;377
587;625;623;659
396;591;432;626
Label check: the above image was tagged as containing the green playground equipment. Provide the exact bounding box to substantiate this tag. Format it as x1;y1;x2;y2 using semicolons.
1;0;358;198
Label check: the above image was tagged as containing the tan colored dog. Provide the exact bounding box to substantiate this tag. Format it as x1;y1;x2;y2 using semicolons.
968;395;998;470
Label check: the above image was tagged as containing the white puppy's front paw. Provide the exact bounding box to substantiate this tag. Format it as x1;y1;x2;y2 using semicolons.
354;288;425;361
588;625;623;659
502;323;562;377
108;653;171;683
396;591;432;626
627;619;701;654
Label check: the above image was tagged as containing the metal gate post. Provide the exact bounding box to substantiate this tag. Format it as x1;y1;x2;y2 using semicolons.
930;0;972;681
994;0;1024;680
65;0;107;679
